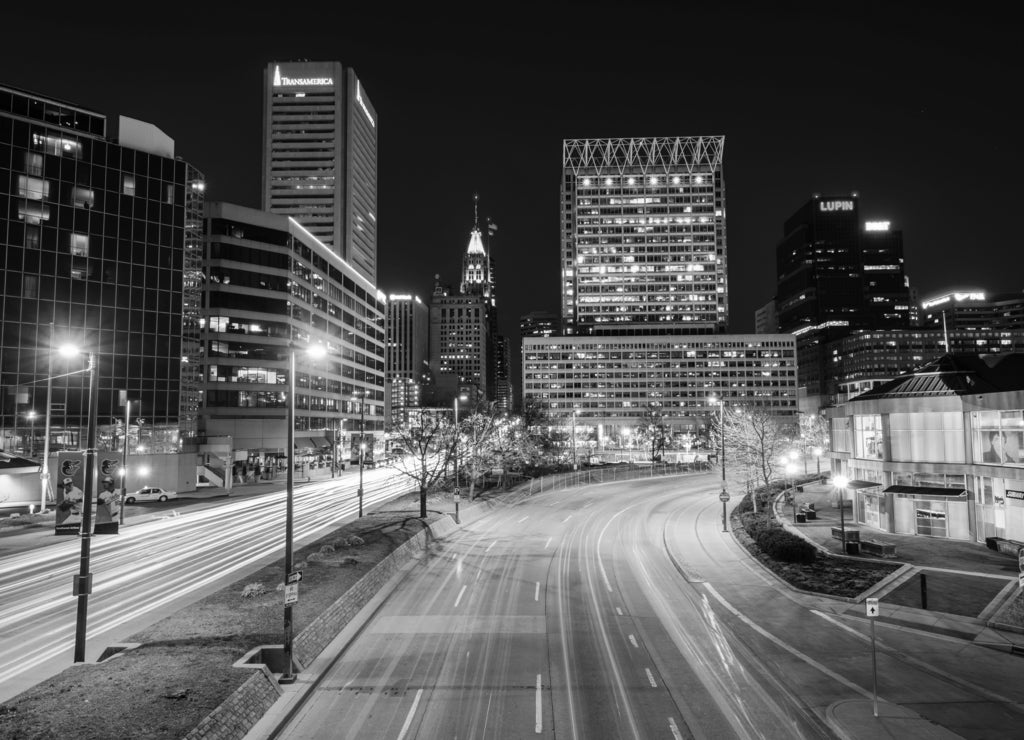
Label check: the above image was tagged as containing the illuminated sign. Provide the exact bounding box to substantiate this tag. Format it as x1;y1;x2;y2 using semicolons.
1007;490;1024;501
864;221;890;231
273;65;334;87
356;80;375;128
921;291;986;309
819;200;854;212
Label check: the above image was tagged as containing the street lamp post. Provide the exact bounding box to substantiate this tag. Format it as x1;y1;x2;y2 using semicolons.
26;410;36;458
453;394;467;521
281;343;325;685
356;392;366;517
813;446;823;478
834;474;849;554
119;400;131;525
710;395;727;532
73;352;98;663
571;409;578;470
786;461;799;521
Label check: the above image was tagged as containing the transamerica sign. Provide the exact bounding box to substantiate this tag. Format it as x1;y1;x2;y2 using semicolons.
273;65;333;87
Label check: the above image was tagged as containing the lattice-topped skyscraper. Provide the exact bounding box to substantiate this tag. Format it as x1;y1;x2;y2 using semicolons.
561;137;727;335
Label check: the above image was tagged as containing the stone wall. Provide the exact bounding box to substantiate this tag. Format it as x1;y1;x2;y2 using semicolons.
183;665;281;740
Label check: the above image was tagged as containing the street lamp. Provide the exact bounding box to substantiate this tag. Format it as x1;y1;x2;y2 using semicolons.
453;394;468;520
354;390;366;518
119;400;132;525
38;340;88;512
710;395;727;532
281;342;325;685
73;351;98;663
786;461;799;521
834;474;849;554
26;410;36;458
813;447;823;478
571;409;578;470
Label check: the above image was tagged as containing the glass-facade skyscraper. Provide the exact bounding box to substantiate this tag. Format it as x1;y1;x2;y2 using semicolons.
561;136;728;336
0;84;204;453
261;61;378;286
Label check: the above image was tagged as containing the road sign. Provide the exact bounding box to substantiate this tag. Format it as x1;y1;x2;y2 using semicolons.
719;491;730;502
286;570;302;584
454;488;461;502
865;597;879;618
284;583;298;606
1018;547;1024;589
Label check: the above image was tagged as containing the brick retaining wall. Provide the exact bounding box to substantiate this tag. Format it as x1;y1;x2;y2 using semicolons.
182;665;281;740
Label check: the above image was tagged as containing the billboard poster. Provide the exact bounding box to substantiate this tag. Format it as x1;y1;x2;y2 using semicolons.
54;453;122;535
94;455;122;535
55;453;86;536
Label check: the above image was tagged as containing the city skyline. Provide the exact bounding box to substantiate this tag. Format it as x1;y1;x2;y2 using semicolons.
2;3;1020;350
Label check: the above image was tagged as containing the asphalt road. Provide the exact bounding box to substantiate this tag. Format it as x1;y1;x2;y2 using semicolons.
0;466;414;705
267;472;1024;740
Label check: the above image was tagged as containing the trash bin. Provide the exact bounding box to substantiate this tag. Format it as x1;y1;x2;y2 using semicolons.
796;513;806;523
845;541;860;555
796;485;804;492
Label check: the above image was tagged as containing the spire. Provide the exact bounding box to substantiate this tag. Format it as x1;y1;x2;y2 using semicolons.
473;193;479;229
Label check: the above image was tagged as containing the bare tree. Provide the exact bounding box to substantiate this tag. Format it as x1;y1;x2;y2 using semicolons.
718;407;794;515
798;411;830;474
385;408;455;518
636;404;671;462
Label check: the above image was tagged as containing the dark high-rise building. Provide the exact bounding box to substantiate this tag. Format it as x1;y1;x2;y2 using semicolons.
774;193;912;398
520;311;559;338
386;294;429;424
261;61;378;285
920;290;1024;331
561;136;728;336
0;84;204;454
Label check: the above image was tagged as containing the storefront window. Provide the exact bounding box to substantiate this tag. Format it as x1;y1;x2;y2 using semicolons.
854;415;884;460
971;410;1024;465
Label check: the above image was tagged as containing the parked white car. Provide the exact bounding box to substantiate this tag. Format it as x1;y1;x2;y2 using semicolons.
124;487;178;503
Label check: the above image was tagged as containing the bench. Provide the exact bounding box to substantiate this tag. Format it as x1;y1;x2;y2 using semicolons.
798;503;817;520
831;526;859;542
860;540;898;558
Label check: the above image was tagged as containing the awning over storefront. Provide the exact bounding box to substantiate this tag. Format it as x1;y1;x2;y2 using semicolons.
883;485;968;498
311;437;331;448
845;479;883;489
293;437;316;449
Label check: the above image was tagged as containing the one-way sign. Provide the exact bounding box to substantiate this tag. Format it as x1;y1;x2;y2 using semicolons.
865;597;879;618
286;571;302;584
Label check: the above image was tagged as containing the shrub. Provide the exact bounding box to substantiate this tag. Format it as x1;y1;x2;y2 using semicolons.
756;528;817;564
241;582;267;599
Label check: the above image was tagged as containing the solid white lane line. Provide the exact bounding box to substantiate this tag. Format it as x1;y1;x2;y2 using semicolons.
517;516;529;524
396;688;423;740
628;634;639;648
545;537;552;549
454;585;467;608
486;540;497;552
616;607;623;616
668;717;684;740
645;668;658;687
562;515;572;523
535;674;543;733
535;582;540;601
703;583;871;699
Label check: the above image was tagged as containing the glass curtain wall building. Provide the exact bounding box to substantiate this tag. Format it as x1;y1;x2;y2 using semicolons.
262;61;378;286
200;202;385;460
561;137;728;336
0;84;203;454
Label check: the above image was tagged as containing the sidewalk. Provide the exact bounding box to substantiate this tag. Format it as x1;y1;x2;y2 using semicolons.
773;482;1024;652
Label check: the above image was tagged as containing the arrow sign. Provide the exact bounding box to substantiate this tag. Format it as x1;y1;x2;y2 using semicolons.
286;570;302;584
865;597;879;618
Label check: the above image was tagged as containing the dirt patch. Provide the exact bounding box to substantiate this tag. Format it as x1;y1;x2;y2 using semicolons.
0;496;441;740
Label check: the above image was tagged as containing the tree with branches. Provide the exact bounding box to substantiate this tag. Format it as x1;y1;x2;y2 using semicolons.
636;403;671;462
715;407;795;514
385;408;455;518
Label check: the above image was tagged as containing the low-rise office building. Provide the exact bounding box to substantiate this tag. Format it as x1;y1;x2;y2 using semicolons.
825;353;1024;544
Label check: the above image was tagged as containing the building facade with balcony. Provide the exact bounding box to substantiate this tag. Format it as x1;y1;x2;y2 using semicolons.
825;353;1024;544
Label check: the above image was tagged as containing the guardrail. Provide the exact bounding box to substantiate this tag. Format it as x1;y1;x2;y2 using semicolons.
521;461;707;494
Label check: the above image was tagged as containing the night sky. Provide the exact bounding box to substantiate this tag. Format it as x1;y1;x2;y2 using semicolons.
4;4;1021;382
